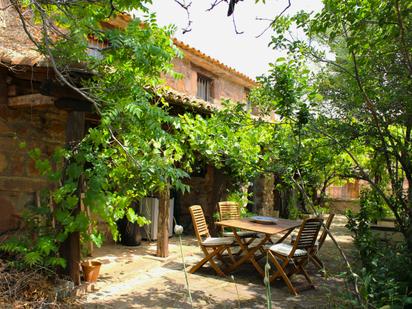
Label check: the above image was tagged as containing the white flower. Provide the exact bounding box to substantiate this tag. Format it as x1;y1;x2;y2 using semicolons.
174;225;184;235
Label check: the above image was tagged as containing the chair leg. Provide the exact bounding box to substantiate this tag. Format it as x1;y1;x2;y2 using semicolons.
216;248;230;267
189;255;210;274
310;255;324;269
189;251;213;274
254;250;265;261
226;246;236;264
207;247;227;276
214;245;235;266
291;257;316;292
189;246;226;276
244;237;255;246
300;264;314;287
268;252;298;296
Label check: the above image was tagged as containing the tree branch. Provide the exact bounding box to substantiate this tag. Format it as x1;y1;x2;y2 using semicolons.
206;0;227;12
232;10;243;34
341;21;409;217
255;0;291;38
173;0;193;34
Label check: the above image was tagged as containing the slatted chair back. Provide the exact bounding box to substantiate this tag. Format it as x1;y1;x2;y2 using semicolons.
317;213;335;250
189;205;210;243
218;201;241;234
294;217;323;252
218;201;241;220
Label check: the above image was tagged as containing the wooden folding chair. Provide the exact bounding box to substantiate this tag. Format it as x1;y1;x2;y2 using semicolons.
266;217;323;295
218;201;257;239
310;213;335;269
189;205;236;277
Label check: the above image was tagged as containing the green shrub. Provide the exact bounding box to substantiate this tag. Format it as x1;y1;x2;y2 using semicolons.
226;189;255;218
359;188;392;222
346;204;412;308
0;199;66;270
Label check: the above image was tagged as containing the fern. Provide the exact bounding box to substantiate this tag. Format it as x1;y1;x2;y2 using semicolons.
24;252;42;266
47;257;67;268
0;238;27;254
36;237;57;256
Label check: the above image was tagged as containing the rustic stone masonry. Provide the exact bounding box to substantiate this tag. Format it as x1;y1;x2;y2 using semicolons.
177;165;234;235
165;56;249;107
252;174;275;216
0;70;67;232
165;43;254;109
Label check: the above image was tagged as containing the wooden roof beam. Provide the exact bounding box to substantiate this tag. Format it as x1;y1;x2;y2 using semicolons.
8;93;55;108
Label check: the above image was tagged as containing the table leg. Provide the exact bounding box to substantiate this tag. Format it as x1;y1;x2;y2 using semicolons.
227;229;269;277
276;227;295;244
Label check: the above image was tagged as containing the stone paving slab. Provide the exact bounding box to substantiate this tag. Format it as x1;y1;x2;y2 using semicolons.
80;215;353;308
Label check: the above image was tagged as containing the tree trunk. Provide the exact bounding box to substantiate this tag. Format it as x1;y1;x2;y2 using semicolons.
60;111;85;285
156;185;170;258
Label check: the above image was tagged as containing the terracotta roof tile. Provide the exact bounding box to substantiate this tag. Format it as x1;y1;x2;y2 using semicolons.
152;86;216;114
173;38;256;87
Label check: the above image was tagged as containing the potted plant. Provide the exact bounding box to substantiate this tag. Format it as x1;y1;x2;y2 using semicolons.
81;260;102;283
80;237;102;283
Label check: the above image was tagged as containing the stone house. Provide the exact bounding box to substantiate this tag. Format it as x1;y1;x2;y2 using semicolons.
0;10;276;238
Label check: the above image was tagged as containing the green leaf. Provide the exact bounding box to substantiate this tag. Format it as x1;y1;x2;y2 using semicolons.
47;257;67;268
24;251;42;266
36;237;57;255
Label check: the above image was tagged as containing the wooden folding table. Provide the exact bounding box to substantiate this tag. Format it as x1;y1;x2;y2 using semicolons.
215;217;301;277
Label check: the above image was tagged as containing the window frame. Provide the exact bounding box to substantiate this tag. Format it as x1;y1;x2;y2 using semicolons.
196;73;213;102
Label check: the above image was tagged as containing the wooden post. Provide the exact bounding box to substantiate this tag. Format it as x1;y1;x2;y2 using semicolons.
60;111;85;285
80;193;93;256
156;183;170;258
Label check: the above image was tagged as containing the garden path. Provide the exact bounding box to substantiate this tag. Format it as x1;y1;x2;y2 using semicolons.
80;215;356;308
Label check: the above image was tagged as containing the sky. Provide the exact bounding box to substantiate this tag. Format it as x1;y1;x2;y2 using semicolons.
149;0;323;79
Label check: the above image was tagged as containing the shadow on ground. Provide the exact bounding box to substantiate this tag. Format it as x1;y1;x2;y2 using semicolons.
80;215;353;308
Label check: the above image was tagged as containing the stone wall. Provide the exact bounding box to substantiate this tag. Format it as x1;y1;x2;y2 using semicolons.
327;180;361;199
215;77;246;103
252;174;275;216
328;199;360;214
177;165;233;235
165;56;248;108
0;70;67;233
165;57;196;97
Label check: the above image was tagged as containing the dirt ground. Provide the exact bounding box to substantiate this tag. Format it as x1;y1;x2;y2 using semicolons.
79;215;356;309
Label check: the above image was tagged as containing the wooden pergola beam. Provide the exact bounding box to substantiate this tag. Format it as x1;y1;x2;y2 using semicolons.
8;93;55;108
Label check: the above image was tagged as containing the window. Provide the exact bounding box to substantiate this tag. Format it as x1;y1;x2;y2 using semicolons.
197;74;212;102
